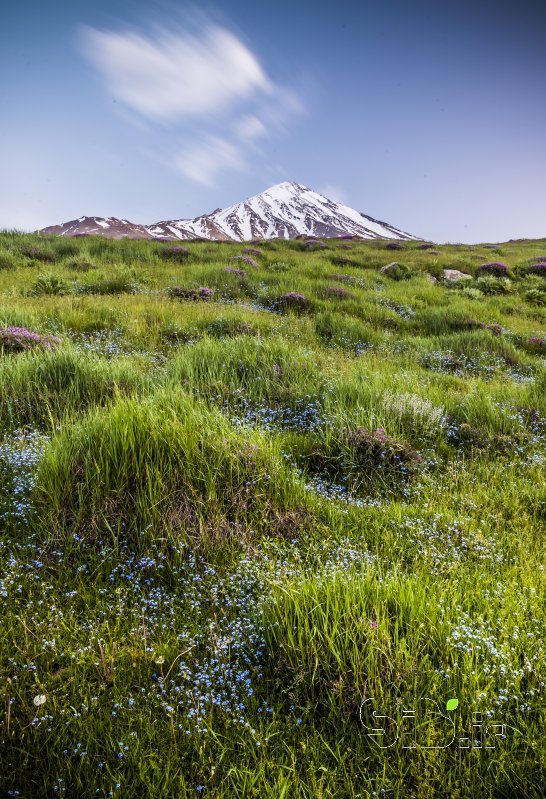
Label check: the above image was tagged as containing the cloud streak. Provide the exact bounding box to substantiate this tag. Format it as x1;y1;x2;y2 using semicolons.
175;135;246;187
81;24;272;122
80;18;303;186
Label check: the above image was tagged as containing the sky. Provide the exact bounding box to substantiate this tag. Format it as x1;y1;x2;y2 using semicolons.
1;0;545;243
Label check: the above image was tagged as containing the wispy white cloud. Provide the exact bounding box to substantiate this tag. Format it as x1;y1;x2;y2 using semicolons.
234;114;267;142
81;24;272;122
174;135;246;187
80;18;304;187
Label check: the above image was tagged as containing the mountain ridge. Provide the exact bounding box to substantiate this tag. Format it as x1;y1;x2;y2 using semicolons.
40;182;419;242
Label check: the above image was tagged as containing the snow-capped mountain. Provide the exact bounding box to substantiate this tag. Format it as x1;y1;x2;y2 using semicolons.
41;216;152;239
40;182;418;242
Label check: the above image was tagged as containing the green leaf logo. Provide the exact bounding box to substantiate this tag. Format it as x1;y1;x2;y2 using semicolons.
446;698;459;711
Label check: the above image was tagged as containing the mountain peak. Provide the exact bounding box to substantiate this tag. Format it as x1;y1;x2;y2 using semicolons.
40;184;418;242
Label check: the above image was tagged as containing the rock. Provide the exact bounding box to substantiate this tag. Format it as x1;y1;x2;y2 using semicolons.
380;261;401;275
426;274;438;284
442;269;472;283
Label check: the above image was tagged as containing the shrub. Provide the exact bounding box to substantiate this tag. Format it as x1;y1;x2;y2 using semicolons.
476;262;509;277
76;273;145;295
0;327;62;354
168;286;213;301
525;289;546;306
274;292;312;314
525;336;546;355
526;263;546;277
18;243;56;262
28;273;70;296
265;261;293;273
302;240;327;250
474;276;512;295
329;256;361;268
206;318;259;338
230;256;259;269
318;285;354;300
159;246;191;260
451;423;528;454
159;327;201;345
343;426;422;479
0;251;16;269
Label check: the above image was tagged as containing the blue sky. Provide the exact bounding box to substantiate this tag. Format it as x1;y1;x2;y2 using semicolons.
1;0;545;242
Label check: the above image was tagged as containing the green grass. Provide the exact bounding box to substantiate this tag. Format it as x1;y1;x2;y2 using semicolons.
0;231;544;798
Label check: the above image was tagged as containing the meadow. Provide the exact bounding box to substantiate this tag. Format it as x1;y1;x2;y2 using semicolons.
0;230;544;798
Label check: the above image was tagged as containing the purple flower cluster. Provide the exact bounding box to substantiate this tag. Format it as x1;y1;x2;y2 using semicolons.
476;262;509;277
230;256;259;269
275;292;312;313
0;327;62;354
224;267;247;277
527;263;546;276
320;285;353;300
526;336;546;354
242;247;264;258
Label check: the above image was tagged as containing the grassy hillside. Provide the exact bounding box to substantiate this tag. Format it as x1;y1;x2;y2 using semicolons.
0;231;544;798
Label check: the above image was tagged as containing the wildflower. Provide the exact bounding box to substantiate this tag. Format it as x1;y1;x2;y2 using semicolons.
33;694;47;707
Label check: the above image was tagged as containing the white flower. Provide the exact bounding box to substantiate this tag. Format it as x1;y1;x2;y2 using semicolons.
33;694;47;707
155;656;165;665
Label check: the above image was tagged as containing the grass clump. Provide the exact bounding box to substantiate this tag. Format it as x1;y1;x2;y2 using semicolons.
33;389;306;541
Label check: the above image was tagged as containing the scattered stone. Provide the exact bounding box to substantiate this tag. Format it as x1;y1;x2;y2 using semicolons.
442;269;472;283
379;262;411;280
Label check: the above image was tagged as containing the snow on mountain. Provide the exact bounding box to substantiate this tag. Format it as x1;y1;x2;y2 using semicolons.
41;216;153;239
39;183;418;242
150;182;417;241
